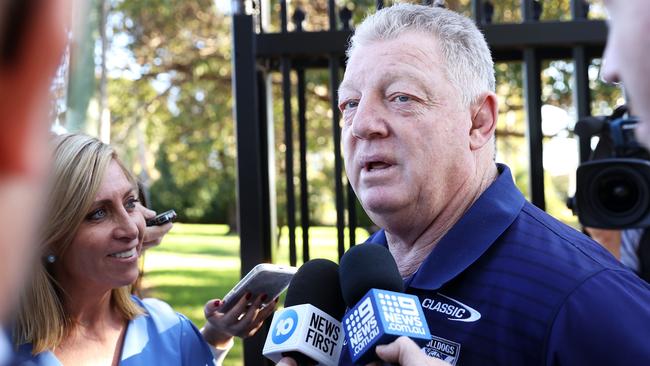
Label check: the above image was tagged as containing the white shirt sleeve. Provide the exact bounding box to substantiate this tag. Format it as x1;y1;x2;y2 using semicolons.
621;228;642;272
200;328;235;366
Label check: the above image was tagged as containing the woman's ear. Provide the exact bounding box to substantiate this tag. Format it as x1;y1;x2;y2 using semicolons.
469;92;498;151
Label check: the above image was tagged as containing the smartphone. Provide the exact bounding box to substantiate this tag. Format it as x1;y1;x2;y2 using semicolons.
220;263;297;313
146;209;177;226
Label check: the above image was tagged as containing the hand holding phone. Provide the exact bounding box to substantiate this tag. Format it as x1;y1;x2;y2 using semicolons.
142;209;175;251
220;263;297;313
146;209;177;226
203;287;280;347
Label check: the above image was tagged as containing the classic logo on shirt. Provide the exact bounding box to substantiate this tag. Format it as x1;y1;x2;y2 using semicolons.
421;293;481;322
422;335;461;365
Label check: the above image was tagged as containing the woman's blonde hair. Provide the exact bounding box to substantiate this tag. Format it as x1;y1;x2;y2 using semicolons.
14;133;143;354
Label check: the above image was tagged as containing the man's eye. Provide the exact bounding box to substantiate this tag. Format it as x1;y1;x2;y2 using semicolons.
342;100;359;110
87;209;107;221
395;95;411;103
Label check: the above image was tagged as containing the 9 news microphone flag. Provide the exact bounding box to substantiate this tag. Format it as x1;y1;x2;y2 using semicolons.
343;289;431;364
339;244;431;365
263;259;346;366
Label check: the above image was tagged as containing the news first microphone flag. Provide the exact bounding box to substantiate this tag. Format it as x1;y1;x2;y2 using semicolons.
264;304;344;365
263;259;346;366
343;289;431;364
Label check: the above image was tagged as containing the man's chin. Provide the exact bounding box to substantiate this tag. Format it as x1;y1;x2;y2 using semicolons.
362;195;409;221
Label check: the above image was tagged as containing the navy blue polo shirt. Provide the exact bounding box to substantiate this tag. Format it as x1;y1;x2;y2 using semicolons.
339;164;650;365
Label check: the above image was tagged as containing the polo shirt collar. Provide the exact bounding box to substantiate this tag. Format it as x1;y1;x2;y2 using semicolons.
365;163;525;290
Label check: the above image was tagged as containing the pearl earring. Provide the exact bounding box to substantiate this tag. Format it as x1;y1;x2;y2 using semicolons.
46;255;56;263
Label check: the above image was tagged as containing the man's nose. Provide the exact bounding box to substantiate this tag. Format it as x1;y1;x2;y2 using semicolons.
351;97;389;140
601;43;621;85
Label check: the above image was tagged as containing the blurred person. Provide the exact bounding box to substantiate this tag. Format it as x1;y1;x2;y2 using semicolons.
13;134;277;365
600;0;650;286
601;0;650;147
334;3;649;365
0;0;68;364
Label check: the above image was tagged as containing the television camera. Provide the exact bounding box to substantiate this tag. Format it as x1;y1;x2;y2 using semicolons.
568;106;650;228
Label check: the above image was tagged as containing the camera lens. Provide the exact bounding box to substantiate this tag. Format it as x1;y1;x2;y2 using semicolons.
591;167;647;221
576;158;650;228
596;174;639;214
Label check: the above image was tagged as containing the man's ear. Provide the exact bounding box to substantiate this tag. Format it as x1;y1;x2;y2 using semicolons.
469;92;498;151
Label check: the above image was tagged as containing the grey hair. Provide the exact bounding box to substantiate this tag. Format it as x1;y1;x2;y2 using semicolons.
347;3;495;107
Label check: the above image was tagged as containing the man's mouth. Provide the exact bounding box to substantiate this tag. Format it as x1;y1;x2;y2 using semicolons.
108;247;137;259
365;161;392;171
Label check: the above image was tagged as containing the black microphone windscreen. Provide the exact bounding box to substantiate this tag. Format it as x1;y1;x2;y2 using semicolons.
339;244;404;307
284;258;346;320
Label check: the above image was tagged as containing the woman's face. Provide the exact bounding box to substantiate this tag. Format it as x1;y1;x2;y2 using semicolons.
54;160;145;293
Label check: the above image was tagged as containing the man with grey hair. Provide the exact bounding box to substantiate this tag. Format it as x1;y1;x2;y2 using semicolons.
332;3;650;365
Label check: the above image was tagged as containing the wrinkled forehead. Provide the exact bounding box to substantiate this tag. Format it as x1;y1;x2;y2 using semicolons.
341;34;444;90
347;31;443;65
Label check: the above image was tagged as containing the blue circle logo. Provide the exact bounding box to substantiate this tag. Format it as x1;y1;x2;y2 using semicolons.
272;309;298;344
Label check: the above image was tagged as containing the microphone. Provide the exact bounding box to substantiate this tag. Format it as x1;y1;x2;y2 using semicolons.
263;259;346;366
339;244;431;365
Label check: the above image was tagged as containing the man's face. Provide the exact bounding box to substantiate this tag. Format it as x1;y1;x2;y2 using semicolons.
601;0;650;147
339;32;475;228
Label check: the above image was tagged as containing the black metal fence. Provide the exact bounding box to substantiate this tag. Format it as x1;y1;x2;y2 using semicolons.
230;0;607;363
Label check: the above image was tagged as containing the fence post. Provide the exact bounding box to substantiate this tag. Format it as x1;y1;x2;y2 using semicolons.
231;7;274;365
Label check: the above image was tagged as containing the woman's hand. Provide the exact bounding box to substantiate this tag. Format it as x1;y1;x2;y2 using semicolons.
138;206;173;251
201;293;278;348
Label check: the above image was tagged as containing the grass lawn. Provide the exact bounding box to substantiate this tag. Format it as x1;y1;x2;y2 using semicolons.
141;223;369;365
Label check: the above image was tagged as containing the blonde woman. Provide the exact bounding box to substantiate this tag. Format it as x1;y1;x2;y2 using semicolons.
14;134;276;365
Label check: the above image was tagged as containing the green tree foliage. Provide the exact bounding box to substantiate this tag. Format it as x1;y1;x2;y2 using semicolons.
109;0;238;228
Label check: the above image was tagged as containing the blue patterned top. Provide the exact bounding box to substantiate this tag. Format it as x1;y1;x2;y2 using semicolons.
14;297;217;365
